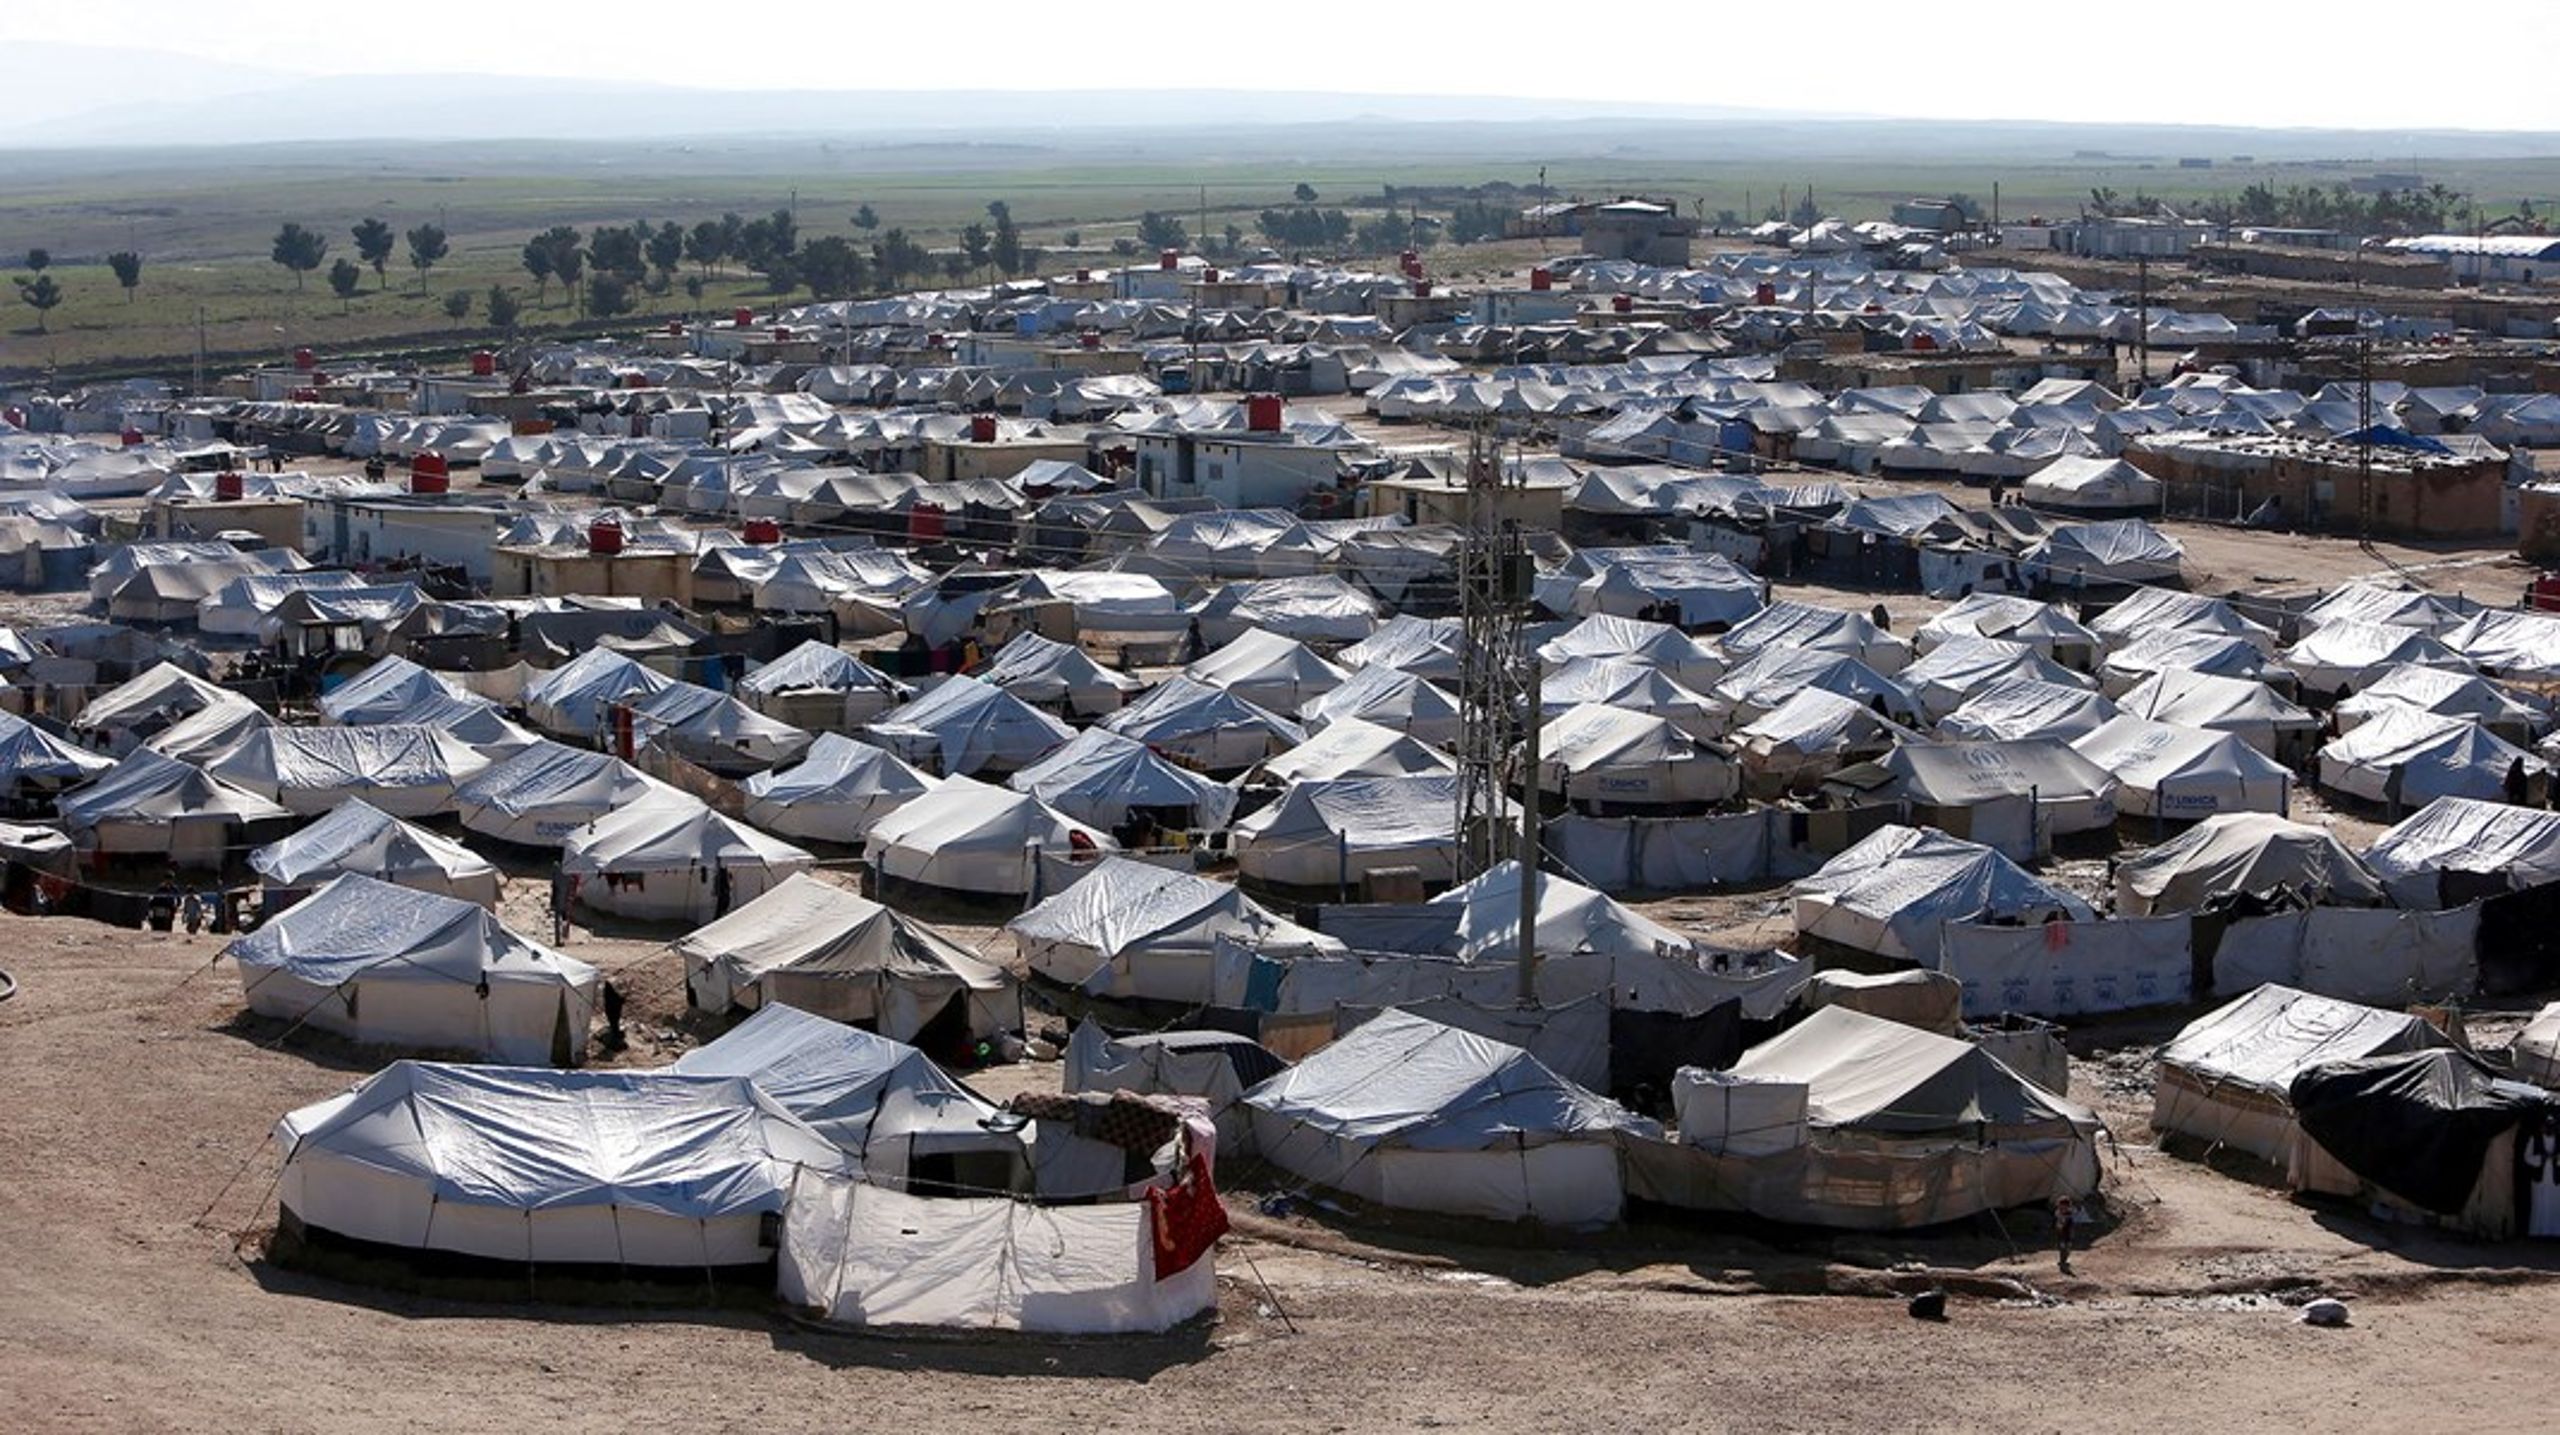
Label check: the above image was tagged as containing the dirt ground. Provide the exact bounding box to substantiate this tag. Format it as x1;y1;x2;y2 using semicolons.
5;910;2556;1435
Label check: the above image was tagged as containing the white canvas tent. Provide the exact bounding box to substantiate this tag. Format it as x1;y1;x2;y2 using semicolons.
275;1062;847;1268
1232;773;1472;890
0;709;112;798
55;748;292;865
1101;675;1305;774
2017;455;2163;516
2114;813;2385;916
1011;857;1344;1005
2317;707;2545;809
2116;669;2319;760
1898;638;2089;721
229;874;597;1063
208;724;493;818
1536;613;1726;690
1255;717;1455;786
971;633;1143;720
1006;727;1238;835
1936;676;2119;744
1916;593;2099;669
1182;629;1347;715
2336;665;2543;746
866;775;1114;899
1734;688;1918;795
864;674;1077;777
736;640;910;731
1535;701;1738;809
562;802;815;923
2152;984;2450;1165
629;683;814;774
249;798;502;907
455;740;690;847
741;733;940;845
1244;1009;1657;1226
1793;823;2092;964
1628;1005;2103;1229
1428;860;1697;962
677;874;1019;1043
2364;796;2560;907
2072;716;2292;820
1301;665;1463;748
523;648;678;741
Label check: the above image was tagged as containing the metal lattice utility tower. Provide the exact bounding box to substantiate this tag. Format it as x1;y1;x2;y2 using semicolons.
1453;425;1545;1000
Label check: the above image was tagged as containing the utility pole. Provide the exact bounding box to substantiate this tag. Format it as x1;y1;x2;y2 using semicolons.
2133;254;2151;392
192;305;205;397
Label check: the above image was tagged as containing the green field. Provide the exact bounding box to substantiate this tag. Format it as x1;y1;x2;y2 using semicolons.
7;135;2560;379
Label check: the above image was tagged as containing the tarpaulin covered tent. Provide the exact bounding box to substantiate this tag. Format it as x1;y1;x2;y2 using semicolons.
2365;796;2560;908
1916;593;2099;670
866;775;1114;899
2152;983;2451;1165
230;874;598;1064
1714;647;1920;727
1628;1005;2103;1229
2288;1047;2555;1239
139;694;273;767
2096;629;2285;698
1898;638;2090;722
2516;1003;2560;1087
2336;665;2543;747
1338;614;1466;682
1792;823;2092;965
2442;609;2560;681
1232;773;1473;891
1938;677;2119;744
1735;688;1918;795
316;655;472;727
2282;620;2467;697
1254;716;1455;786
2318;708;2545;809
1011;857;1342;1006
736;640;910;731
209;724;492;819
1536;614;1726;690
523;647;678;742
673;1003;1018;1182
741;733;938;846
1007;727;1239;835
0;709;112;800
275;1062;848;1269
2017;456;2163;517
1535;701;1738;809
1568;550;1765;629
249;798;501;907
676;873;1017;1043
1825;738;2118;850
1189;574;1381;647
1182;629;1347;715
1302;665;1462;748
1245;1008;1658;1226
2116;669;2319;760
1066;1023;1284;1153
1718;600;1911;674
55;748;292;865
73;661;236;753
864;674;1077;777
562;802;814;924
2297;581;2459;636
970;633;1142;720
2114;813;2384;917
1100;675;1304;775
2072;716;2292;819
2087;587;2274;655
455;740;690;847
1543;657;1731;739
628;683;814;775
1428;860;1697;963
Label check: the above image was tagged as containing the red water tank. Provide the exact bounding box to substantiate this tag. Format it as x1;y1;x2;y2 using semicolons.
907;502;947;545
290;387;319;403
969;412;999;443
1159;248;1180;271
743;517;782;544
409;466;449;495
470;350;496;377
733;308;755;327
1611;293;1635;314
308;371;330;387
771;326;794;341
119;427;145;447
622;372;652;389
292;347;315;371
215;470;244;501
1529;267;1552;291
1911;332;1939;352
1246;393;1284;432
1399;250;1421;277
1075;268;1092;283
666;320;685;335
2;406;24;428
1412;278;1431;298
1078;330;1102;350
610;703;635;761
1202;267;1220;284
588;519;624;556
1754;282;1777;306
412;451;450;480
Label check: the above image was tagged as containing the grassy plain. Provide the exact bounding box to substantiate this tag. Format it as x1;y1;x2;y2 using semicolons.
7;136;2560;377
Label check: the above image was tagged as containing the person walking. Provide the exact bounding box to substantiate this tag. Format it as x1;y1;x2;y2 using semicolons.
2053;1195;2078;1274
179;888;203;936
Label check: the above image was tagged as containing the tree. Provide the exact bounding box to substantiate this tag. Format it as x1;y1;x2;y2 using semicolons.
872;228;928;288
1135;211;1187;253
2087;186;2123;218
24;248;49;274
106;250;142;303
352;217;395;289
683;274;706;304
272;222;328;289
13;274;60;332
797;235;867;300
405;223;448;291
959;222;992;277
852;203;879;233
1062;229;1081;249
587;224;646;282
551;237;586;311
485;284;522;335
685;219;726;277
326;257;363;312
941;252;972;284
1294;183;1318;203
586;271;635;319
442;289;473;326
521;233;556;303
646;221;684;288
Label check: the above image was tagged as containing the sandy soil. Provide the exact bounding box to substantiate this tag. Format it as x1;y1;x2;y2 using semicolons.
5;911;2556;1435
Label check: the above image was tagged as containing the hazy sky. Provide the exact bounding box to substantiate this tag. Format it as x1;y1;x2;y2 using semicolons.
42;0;2560;131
